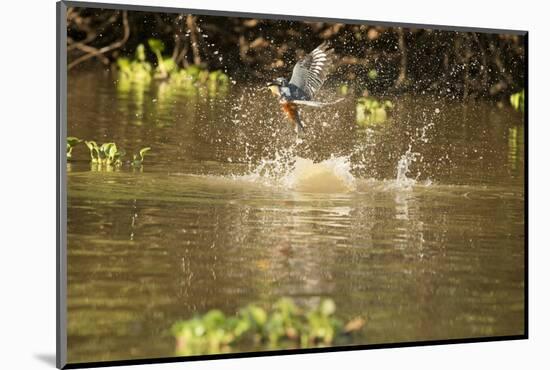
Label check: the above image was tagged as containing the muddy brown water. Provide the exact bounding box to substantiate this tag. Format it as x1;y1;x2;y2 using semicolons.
66;70;525;363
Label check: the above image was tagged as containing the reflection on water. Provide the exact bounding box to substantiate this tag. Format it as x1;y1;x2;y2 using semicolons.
67;71;524;363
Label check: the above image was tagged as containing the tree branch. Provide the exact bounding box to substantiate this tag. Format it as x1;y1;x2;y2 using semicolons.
68;11;130;70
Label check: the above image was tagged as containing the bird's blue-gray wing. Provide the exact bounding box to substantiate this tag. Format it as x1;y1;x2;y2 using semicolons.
289;42;334;101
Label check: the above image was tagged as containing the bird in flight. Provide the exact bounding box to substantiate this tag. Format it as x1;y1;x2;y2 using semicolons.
267;42;343;134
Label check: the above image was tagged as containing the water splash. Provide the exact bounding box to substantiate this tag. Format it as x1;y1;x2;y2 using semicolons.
238;145;355;193
243;148;296;185
283;156;356;193
235;136;431;193
389;146;420;190
225;95;441;193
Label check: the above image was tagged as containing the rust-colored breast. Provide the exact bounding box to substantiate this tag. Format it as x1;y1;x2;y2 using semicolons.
281;102;298;122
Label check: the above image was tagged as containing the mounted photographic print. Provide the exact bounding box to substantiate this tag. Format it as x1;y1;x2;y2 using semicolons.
57;1;527;368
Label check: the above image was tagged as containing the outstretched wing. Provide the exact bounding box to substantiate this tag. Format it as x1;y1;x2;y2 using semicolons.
289;42;334;100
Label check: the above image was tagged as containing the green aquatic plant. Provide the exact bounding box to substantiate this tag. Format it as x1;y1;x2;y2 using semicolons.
148;38;177;79
84;141;125;166
115;42;230;96
206;69;230;93
84;140;98;162
116;50;152;84
356;97;394;126
66;137;82;159
339;84;349;96
135;43;146;62
131;147;151;168
79;140;150;168
117;38;230;96
510;89;524;112
171;298;365;356
164;66;230;96
367;69;378;80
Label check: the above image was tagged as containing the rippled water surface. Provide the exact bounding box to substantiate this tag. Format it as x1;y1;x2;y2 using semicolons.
67;71;525;363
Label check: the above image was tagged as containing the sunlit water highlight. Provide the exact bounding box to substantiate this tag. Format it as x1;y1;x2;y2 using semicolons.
238;147;357;193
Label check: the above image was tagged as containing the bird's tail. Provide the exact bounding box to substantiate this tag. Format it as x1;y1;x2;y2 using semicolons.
292;98;344;108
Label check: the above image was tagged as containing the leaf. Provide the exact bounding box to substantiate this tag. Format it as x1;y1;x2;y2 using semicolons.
372;107;388;123
135;44;146;62
320;299;336;316
100;142;114;152
131;152;143;168
198;70;209;83
163;58;177;74
510;90;524;112
108;143;118;159
202;310;226;329
368;69;378;80
66;137;81;158
339;84;349;95
148;38;165;54
85;140;97;150
356;97;393;126
84;140;98;161
217;73;230;84
139;147;151;160
67;136;82;147
186;65;201;78
247;306;267;326
99;142;115;162
116;57;131;73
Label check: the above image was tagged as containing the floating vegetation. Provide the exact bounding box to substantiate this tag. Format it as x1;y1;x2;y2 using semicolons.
67;136;151;168
367;69;378;80
76;140;151;168
148;38;177;80
510;89;525;112
356;97;394;126
171;298;365;356
339;84;349;96
66;137;82;159
158;65;230;98
116;38;230;96
116;44;153;85
84;141;126;167
131;147;151;168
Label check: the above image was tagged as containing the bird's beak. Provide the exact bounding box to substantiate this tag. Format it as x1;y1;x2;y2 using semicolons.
267;81;280;96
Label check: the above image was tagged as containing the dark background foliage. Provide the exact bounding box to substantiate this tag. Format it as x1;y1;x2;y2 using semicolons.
67;7;525;100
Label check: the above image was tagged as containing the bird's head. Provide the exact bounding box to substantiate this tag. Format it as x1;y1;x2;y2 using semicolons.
267;77;288;97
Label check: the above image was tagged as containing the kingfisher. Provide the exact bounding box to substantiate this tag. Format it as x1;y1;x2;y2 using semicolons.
267;42;342;134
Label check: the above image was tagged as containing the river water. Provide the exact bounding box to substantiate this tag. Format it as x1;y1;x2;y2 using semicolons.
66;70;525;363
